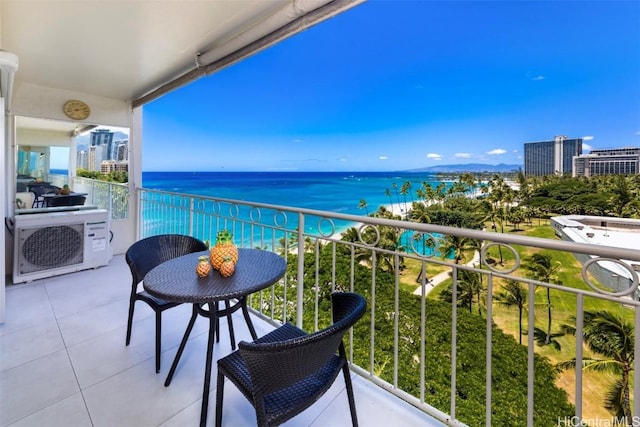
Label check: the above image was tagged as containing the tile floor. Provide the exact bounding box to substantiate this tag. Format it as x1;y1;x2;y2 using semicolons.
1;255;444;427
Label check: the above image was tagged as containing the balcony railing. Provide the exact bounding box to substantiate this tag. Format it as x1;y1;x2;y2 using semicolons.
134;187;640;427
72;176;129;220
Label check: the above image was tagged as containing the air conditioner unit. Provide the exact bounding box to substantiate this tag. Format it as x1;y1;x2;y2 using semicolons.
13;209;111;284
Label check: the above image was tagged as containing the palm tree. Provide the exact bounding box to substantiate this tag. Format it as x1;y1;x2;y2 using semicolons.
438;269;484;315
458;269;484;315
459;172;477;196
419;181;437;207
360;207;405;274
495;280;527;344
339;227;370;264
391;182;401;206
412;233;436;282
358;199;369;215
400;180;412;215
385;188;393;208
529;327;563;351
434;182;447;205
438;235;480;264
557;310;634;422
408;201;430;224
523;253;562;345
516;168;531;211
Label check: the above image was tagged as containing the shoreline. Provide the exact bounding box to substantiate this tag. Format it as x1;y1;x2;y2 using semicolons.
331;201;412;241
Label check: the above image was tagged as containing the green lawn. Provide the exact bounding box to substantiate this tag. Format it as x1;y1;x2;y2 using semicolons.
423;219;634;421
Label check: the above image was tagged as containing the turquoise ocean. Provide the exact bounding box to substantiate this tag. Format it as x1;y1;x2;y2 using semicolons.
142;171;445;216
142;171;448;253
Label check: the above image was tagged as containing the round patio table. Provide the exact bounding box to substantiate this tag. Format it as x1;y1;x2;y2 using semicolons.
143;248;286;427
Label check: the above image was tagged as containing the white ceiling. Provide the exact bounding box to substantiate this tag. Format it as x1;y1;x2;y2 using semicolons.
1;0;362;104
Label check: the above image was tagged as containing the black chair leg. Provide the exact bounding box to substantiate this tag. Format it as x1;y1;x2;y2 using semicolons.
215;371;225;427
155;311;162;373
165;304;199;386
342;362;358;427
125;299;135;346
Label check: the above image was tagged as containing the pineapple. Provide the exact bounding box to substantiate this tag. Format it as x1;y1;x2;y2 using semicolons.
219;256;236;277
196;256;211;277
210;229;238;270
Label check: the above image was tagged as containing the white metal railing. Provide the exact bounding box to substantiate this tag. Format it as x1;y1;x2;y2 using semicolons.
71;176;129;220
136;187;640;427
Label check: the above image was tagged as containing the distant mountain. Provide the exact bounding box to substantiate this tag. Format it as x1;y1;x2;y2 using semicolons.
405;163;522;173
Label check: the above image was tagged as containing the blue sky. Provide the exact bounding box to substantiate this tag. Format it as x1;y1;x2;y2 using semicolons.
142;0;640;172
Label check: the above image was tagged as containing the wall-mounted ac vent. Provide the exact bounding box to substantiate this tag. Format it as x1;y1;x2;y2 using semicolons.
13;209;110;283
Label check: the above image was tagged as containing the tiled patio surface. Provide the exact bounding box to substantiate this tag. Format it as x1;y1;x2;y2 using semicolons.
1;255;443;426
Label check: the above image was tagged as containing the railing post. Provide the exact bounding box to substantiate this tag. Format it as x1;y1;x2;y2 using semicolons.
574;295;584;424
296;212;305;328
189;197;195;236
135;188;142;240
527;280;536;427
485;274;493;427
635;307;640;422
107;183;113;220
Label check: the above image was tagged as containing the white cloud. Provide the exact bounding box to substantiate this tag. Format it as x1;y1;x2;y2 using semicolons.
338;157;348;162
293;138;302;143
635;131;640;136
427;153;442;160
583;143;593;151
582;136;594;141
379;156;388;160
532;75;544;81
512;149;518;153
487;148;507;155
454;152;472;159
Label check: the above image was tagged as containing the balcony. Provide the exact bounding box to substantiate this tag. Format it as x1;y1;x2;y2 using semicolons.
3;185;640;426
0;253;440;426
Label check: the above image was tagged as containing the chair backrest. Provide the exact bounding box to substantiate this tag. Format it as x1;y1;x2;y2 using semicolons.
238;292;366;396
125;234;208;285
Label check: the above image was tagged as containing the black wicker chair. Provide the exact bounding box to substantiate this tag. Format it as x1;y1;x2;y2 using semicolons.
125;234;236;373
30;184;60;207
215;292;366;427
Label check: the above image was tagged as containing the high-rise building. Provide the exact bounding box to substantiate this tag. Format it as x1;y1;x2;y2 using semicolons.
115;140;128;162
524;136;583;176
76;150;88;170
88;145;104;171
90;129;114;149
573;147;640;177
85;130;129;172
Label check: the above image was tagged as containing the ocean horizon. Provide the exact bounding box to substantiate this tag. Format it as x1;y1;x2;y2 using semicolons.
142;171;450;218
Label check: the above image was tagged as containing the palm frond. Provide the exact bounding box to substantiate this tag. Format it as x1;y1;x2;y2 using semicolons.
604;378;627;419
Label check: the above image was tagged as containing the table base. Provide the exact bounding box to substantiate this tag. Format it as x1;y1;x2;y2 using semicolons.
164;297;258;426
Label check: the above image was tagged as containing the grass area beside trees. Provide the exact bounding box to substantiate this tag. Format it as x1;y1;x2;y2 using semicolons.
425;220;636;422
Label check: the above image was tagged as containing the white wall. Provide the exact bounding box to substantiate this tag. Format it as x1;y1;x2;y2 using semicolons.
12;82;132;128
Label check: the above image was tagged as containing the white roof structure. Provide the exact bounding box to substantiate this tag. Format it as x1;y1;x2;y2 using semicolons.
1;0;364;107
